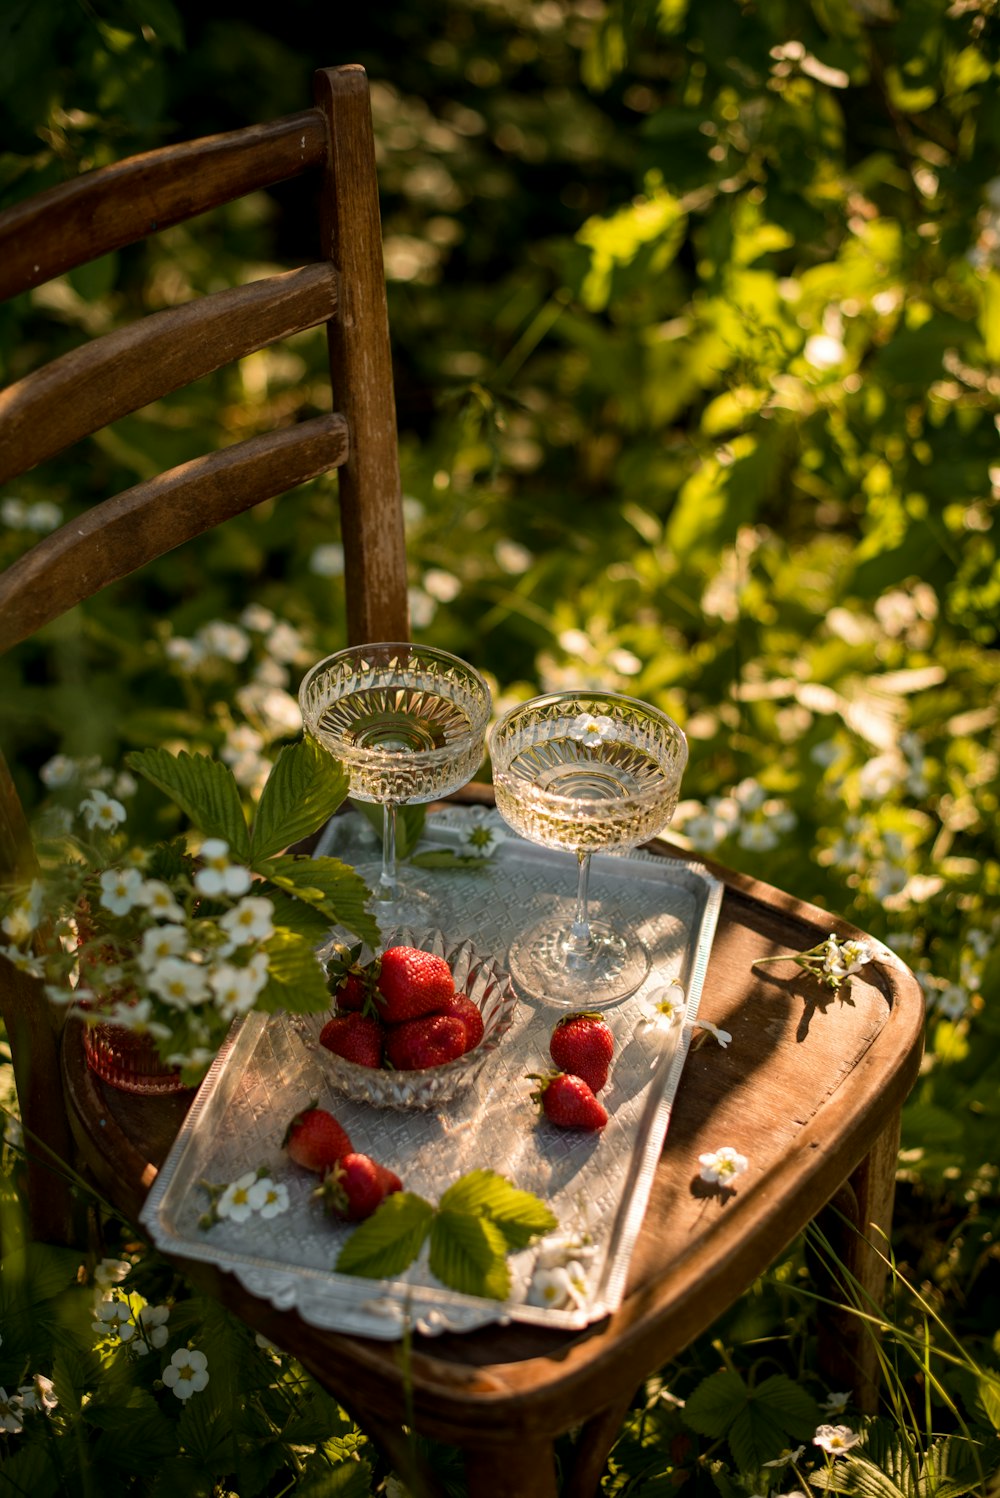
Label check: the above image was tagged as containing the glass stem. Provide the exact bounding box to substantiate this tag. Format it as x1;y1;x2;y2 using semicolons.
380;802;398;899
568;850;592;954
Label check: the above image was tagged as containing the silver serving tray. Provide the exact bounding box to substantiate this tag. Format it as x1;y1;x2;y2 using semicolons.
140;807;722;1340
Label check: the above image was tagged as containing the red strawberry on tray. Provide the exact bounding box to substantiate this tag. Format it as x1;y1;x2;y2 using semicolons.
283;1103;353;1173
548;1012;614;1094
314;1152;403;1221
530;1071;609;1132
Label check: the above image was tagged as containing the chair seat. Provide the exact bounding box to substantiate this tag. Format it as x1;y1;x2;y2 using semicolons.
62;791;924;1495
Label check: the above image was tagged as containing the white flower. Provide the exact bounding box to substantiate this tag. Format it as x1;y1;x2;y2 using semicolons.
240;603;275;632
17;1375;57;1413
0;1388;24;1434
235;683;301;736
527;1262;590;1311
195;839;252;898
136;1304;170;1352
79;788;127;831
138;923;189;969
494;538;533;574
162;1347;209;1400
99;866;145;916
821;1391;851;1415
216;1171;260;1224
197;620;251;663
1;880;45;943
248;1177;289;1219
567;712;618;748
641;982;687;1029
309;542;345;576
738;820;779;852
460;807;507;860
696;1019;732;1048
136;880;185;922
813;1423;860;1455
2;944;45;977
209;959;268;1019
534;1231;598;1272
698;1146;749;1186
147;956;211;1009
92;1297;133;1339
266;621;303;662
94;1257;131;1288
39;754;77;787
165;636;204;672
220;896;274;948
103;997;171;1038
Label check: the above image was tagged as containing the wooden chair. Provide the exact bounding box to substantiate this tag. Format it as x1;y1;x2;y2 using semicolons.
0;66;925;1498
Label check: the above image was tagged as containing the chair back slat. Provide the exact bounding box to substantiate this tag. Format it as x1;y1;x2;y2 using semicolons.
0;265;338;484
0;111;328;302
0;413;349;653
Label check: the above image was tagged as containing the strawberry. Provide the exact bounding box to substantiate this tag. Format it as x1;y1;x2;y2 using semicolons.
325;942;378;1013
374;945;455;1024
548;1012;614;1094
434;991;485;1053
529;1072;608;1132
283;1103;353;1173
319;1012;384;1069
384;1013;467;1071
314;1152;402;1221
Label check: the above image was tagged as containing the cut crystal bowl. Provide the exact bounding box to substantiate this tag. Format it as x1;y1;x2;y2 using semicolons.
293;928;517;1111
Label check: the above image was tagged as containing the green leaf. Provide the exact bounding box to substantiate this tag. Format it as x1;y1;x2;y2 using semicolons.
979;1372;1000;1431
335;1192;435;1280
257;854;379;948
256;929;331;1015
681;1369;748;1438
177;1395;239;1475
428;1210;510;1301
0;1443;60;1498
127;747;250;859
250;737;350;862
292;1458;374;1498
85;1389;179;1468
438;1169;557;1251
749;1374;820;1439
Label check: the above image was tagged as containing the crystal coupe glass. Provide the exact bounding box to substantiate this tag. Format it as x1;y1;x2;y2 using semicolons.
490;691;687;1006
299;643;491;927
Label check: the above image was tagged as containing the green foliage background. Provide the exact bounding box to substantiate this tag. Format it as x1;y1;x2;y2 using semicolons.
1;0;999;1491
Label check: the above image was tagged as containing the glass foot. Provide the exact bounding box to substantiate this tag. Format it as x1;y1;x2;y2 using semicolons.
353;862;433;938
507;918;650;1008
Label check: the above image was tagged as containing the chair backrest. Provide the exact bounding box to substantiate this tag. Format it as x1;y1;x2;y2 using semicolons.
0;64;409;1240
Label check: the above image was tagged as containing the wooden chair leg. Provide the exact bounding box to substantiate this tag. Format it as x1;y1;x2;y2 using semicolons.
562;1388;638;1498
464;1435;560;1498
815;1110;902;1412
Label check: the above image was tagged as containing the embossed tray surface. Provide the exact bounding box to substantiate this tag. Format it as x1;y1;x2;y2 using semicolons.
140;808;722;1340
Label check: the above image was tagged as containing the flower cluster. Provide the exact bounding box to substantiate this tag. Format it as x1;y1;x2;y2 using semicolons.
0;738;370;1085
526;1230;597;1312
751;933;874;993
92;1293;171;1355
676;777;797;855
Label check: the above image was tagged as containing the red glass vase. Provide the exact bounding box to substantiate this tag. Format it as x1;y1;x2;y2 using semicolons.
82;1022;191;1096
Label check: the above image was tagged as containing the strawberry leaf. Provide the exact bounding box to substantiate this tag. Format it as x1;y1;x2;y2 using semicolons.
257;854;380;948
438;1169;557;1251
428;1209;510;1301
256;930;331;1014
126;748;250;860
335;1193;435;1280
250;737;350;862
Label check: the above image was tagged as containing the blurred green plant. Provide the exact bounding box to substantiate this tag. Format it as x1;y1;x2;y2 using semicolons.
1;0;999;1490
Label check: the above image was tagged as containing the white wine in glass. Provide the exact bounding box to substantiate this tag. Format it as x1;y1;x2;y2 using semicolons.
299;643;491;927
490;691;687;1006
